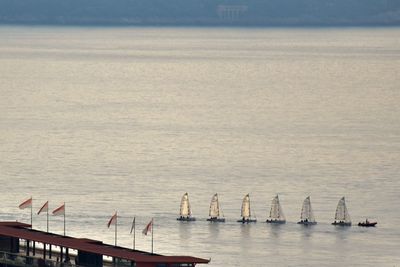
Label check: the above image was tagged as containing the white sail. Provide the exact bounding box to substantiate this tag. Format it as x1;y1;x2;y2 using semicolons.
300;196;315;222
180;192;192;217
209;193;220;218
334;197;351;223
269;195;285;220
241;194;251;219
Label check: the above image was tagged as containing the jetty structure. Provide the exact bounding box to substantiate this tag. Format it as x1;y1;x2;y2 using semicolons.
0;221;209;267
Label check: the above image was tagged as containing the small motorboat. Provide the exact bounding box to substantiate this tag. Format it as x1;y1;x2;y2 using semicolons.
358;219;377;227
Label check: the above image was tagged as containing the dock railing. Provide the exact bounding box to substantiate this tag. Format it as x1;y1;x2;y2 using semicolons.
0;251;82;267
0;251;133;267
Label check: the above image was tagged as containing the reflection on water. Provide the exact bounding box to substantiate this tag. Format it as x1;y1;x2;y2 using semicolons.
178;221;193;241
268;223;284;239
300;224;315;239
239;223;251;239
207;223;220;239
334;225;351;243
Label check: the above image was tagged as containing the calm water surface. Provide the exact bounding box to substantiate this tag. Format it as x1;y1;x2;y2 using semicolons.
0;26;399;266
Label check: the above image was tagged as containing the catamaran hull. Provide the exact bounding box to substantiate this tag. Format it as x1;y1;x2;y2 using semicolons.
297;221;317;225
332;222;351;226
177;217;196;221
237;219;257;223
266;219;286;224
207;218;225;222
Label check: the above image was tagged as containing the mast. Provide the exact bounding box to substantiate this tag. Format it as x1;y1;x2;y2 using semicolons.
343;198;351;223
277;195;284;219
301;196;309;221
187;194;192;216
248;194;251;218
308;196;315;222
180;193;185;216
277;196;280;219
269;197;273;218
334;199;339;221
215;194;220;217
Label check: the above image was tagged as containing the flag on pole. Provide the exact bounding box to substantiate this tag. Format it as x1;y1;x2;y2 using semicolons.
19;197;32;209
107;212;117;228
52;203;66;236
130;217;136;234
37;201;49;215
52;203;65;216
142;219;153;236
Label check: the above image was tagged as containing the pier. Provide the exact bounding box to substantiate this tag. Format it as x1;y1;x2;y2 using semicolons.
0;222;209;267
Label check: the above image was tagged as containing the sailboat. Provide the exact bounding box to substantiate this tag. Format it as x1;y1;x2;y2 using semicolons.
266;194;286;224
297;196;317;225
237;193;257;223
206;193;225;222
177;192;196;221
332;196;351;226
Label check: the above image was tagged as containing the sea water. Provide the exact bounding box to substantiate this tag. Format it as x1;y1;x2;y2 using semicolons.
0;26;399;266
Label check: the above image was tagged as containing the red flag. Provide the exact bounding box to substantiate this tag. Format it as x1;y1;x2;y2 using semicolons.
52;203;65;216
19;197;32;209
37;201;49;215
107;212;117;228
142;219;153;236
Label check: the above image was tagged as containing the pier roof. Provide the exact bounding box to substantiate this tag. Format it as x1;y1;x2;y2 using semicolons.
0;222;209;264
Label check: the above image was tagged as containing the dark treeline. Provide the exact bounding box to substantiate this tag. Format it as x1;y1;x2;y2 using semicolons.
0;0;399;26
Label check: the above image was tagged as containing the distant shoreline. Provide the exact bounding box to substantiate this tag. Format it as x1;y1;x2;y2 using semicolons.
1;0;399;28
1;20;399;28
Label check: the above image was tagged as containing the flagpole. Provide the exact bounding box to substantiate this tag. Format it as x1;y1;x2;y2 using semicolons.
63;203;66;236
133;218;136;250
115;213;117;247
46;206;49;233
151;218;154;254
30;196;33;228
